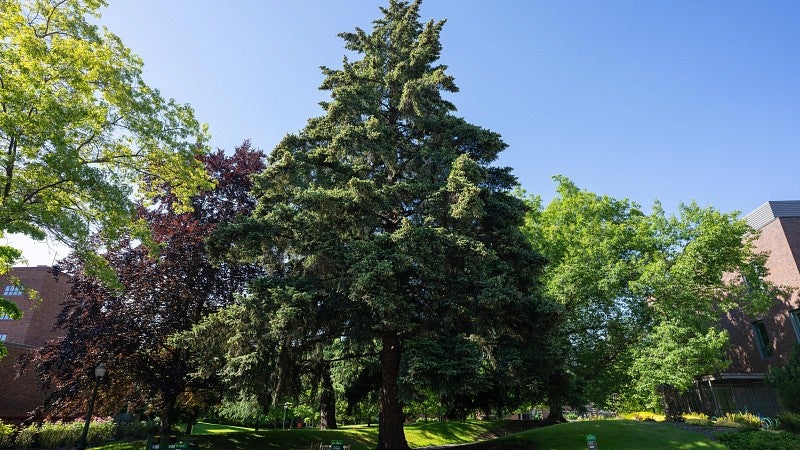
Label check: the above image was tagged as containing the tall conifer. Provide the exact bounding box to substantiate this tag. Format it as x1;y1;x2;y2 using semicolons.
214;2;555;447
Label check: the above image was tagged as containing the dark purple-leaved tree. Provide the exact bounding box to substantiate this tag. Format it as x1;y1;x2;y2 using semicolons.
31;143;264;433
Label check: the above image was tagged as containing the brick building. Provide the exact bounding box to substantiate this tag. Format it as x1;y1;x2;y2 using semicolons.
0;266;69;422
689;201;800;417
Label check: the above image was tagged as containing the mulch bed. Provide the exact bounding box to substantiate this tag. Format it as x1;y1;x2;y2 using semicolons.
667;422;734;441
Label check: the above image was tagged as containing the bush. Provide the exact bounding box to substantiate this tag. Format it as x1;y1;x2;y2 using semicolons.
682;412;711;425
621;411;664;421
718;430;800;450
779;411;800;434
767;344;800;413
86;417;116;446
116;420;154;440
37;421;83;449
0;421;13;449
714;412;762;430
13;425;36;450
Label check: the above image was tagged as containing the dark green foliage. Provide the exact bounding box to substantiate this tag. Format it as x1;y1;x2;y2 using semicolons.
718;430;800;450
768;345;800;413
206;1;556;448
778;411;800;434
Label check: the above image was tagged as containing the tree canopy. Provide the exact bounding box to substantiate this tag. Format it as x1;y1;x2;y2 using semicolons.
204;1;556;448
0;0;211;272
0;0;211;359
523;177;782;417
32;144;263;431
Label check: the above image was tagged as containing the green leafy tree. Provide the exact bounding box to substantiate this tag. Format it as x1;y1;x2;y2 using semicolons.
207;1;555;447
626;202;783;415
522;177;652;420
0;0;211;352
524;179;782;419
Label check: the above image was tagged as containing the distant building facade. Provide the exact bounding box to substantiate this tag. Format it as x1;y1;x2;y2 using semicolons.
0;266;69;422
689;201;800;417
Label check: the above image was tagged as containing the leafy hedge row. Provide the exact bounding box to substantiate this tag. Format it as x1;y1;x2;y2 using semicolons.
0;418;118;449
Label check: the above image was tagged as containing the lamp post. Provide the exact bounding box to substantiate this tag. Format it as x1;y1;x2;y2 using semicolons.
77;363;106;450
282;402;290;430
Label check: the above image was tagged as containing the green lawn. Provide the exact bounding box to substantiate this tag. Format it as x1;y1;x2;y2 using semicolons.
94;419;730;450
494;420;728;450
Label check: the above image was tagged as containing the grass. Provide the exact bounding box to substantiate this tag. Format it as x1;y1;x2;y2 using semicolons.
93;419;729;450
493;420;728;450
403;420;501;447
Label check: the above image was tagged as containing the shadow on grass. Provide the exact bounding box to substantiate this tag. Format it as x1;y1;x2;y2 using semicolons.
195;429;377;450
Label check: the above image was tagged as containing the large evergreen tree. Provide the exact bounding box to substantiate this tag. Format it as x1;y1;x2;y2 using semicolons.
209;2;554;447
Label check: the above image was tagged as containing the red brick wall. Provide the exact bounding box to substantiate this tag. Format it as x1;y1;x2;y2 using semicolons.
722;217;800;374
0;266;70;421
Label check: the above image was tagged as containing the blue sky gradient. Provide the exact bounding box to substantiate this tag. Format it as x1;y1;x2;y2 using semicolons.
10;0;800;264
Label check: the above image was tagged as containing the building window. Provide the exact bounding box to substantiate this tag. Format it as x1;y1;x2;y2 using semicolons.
752;320;773;358
790;309;800;343
2;285;22;296
0;334;6;342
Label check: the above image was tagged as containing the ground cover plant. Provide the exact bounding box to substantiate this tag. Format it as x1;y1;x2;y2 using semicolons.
0;419;115;449
717;430;800;450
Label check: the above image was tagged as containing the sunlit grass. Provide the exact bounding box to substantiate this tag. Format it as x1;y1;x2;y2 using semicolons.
496;420;728;450
93;418;730;450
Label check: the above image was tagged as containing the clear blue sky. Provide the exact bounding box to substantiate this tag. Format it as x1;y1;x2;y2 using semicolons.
11;0;800;264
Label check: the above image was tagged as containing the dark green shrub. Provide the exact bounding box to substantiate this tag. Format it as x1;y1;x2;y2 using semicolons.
767;344;800;413
779;411;800;434
116;420;154;439
718;430;800;450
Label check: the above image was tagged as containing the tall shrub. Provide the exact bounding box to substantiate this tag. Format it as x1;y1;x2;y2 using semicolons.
767;344;800;413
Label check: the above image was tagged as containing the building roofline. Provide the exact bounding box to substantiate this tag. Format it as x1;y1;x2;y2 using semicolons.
744;201;800;230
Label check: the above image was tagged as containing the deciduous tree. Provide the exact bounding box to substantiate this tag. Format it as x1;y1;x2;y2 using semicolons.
0;0;211;354
32;144;263;432
522;177;651;421
524;179;782;418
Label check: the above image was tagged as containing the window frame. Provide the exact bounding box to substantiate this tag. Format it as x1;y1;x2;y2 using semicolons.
789;308;800;343
752;319;774;358
2;285;23;296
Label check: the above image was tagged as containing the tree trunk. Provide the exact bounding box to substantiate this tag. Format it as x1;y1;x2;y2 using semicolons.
546;372;567;424
320;361;338;429
657;383;685;422
377;330;409;450
185;409;196;435
159;393;178;449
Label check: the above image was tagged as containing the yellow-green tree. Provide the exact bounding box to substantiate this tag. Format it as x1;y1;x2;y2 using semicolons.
0;0;211;350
